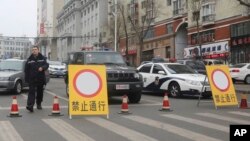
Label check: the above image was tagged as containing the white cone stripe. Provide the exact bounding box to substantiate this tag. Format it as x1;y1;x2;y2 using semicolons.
86;117;158;141
42;119;95;141
162;114;228;133
228;111;250;117
196;113;250;124
124;115;222;141
12;99;17;105
163;96;169;100
0;121;24;141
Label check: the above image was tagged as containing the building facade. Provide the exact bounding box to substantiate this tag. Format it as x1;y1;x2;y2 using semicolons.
37;0;64;60
119;0;188;66
0;35;31;59
56;0;109;61
186;0;250;64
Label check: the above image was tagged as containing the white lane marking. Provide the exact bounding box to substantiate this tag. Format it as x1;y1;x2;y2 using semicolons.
228;111;250;117
124;115;222;141
0;121;24;141
196;113;250;124
86;117;158;141
21;94;27;100
44;90;69;101
42;118;95;141
162;114;228;133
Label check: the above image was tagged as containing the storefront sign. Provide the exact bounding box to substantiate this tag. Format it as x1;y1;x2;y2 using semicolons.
184;41;229;58
231;35;250;47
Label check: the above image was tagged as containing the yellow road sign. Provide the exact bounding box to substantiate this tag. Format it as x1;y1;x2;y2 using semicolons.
68;65;109;116
206;65;238;107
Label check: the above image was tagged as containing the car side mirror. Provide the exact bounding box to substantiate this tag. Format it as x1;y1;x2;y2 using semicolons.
158;71;166;75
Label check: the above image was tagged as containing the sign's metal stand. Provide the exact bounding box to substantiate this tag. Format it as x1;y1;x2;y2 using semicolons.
196;76;216;109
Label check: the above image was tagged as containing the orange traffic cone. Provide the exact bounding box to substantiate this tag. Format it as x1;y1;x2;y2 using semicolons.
118;95;131;114
240;94;249;109
49;96;63;116
159;93;173;112
8;96;22;117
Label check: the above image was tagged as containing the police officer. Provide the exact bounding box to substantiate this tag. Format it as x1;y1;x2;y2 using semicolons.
25;46;49;112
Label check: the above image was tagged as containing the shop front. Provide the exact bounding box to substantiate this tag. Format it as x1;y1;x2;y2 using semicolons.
230;35;250;64
184;41;230;63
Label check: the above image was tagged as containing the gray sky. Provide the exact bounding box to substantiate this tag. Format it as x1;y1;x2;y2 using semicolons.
0;0;37;37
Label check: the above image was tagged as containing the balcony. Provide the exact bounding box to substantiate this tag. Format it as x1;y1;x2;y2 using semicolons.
173;8;185;18
202;14;215;26
202;0;216;5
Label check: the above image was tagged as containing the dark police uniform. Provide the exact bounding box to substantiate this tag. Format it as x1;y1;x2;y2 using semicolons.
25;53;49;109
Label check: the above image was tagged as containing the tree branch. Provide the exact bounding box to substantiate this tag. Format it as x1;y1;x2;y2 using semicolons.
237;0;250;7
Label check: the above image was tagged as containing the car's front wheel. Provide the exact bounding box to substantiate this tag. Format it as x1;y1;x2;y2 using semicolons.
14;80;22;94
244;75;250;84
168;82;181;98
128;92;141;103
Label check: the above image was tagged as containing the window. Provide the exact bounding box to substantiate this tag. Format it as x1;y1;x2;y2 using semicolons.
139;64;152;73
173;0;183;15
141;1;146;9
166;23;173;34
145;27;154;39
152;65;165;74
166;0;171;6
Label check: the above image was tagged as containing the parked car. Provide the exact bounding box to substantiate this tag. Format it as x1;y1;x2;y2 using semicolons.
229;63;250;84
47;60;66;77
203;59;224;65
137;62;211;98
64;51;143;103
176;59;206;75
0;59;50;94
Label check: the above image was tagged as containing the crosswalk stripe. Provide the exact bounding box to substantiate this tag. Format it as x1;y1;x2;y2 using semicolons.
162;114;228;133
86;117;158;141
228;111;250;117
196;113;250;124
124;115;222;141
0;121;24;141
42;118;95;141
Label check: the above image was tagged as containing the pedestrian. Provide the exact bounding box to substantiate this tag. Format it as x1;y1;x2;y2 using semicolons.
25;45;49;112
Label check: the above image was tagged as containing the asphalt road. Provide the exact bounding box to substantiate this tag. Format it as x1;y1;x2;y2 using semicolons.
0;78;249;141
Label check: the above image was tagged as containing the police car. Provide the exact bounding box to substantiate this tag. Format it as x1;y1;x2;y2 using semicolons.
137;63;211;98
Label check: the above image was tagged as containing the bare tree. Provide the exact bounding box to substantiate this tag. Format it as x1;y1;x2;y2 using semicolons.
128;0;159;65
237;0;250;7
189;0;202;60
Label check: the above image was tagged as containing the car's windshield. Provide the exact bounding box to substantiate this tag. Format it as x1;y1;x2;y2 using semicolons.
85;52;126;65
48;61;65;65
214;60;224;64
230;63;246;68
165;64;195;74
186;61;205;70
0;60;23;71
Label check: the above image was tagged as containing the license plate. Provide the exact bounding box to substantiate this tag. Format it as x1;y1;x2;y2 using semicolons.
205;87;211;91
116;84;129;90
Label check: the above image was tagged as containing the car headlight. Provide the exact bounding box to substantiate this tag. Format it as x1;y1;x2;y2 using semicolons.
185;80;202;86
134;73;140;79
0;77;10;81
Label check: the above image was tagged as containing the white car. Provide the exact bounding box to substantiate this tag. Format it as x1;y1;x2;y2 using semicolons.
137;63;211;98
47;60;66;77
229;63;250;84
